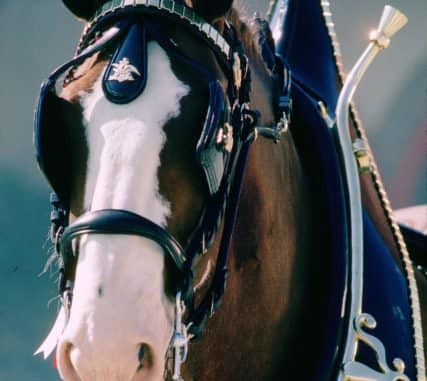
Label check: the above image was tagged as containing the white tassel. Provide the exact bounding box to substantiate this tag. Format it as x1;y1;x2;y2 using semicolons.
34;307;67;359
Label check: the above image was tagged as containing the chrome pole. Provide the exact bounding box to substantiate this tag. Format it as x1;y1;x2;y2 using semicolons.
335;5;410;381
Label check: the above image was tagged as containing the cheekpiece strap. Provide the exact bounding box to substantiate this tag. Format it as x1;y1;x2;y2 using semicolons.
187;133;253;337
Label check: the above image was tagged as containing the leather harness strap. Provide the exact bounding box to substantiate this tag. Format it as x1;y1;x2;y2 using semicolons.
61;209;187;269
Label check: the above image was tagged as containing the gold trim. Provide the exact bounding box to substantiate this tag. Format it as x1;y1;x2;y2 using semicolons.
353;138;372;174
320;1;425;380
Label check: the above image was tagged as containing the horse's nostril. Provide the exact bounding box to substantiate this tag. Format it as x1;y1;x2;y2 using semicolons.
138;345;145;363
137;343;153;371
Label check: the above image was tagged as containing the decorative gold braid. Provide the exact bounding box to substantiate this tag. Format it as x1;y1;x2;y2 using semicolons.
320;1;425;379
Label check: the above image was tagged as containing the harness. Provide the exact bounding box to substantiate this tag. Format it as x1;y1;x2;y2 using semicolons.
34;1;291;378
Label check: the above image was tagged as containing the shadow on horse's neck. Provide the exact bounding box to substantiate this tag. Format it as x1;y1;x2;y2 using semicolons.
182;10;324;381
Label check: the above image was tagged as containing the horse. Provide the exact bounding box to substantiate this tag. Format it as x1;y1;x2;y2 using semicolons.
34;0;426;380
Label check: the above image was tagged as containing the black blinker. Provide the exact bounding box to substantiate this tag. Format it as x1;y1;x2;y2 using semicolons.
102;22;148;104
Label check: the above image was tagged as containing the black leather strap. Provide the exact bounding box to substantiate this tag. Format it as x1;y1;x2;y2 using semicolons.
60;209;186;271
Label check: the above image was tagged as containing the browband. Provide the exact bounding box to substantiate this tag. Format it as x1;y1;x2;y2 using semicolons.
77;0;232;64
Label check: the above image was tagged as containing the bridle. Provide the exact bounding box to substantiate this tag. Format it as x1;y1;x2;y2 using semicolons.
34;1;291;379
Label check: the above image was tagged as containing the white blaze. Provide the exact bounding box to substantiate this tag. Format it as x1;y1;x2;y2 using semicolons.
57;42;189;381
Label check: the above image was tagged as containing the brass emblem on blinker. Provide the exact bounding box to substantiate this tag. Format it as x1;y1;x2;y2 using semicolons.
108;57;141;82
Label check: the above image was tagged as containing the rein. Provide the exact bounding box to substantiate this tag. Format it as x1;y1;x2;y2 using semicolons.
35;1;291;378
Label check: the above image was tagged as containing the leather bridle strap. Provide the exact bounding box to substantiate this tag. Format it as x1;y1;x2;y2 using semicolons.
60;209;186;271
187;131;254;335
76;0;232;66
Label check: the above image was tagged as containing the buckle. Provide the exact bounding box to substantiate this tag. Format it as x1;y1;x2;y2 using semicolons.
216;122;234;153
353;138;372;174
165;291;194;381
276;111;289;138
232;52;242;90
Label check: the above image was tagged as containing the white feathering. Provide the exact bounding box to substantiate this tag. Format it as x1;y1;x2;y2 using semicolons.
35;307;67;359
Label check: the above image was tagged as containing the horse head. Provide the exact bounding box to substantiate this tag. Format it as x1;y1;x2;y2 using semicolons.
39;1;276;380
36;1;427;380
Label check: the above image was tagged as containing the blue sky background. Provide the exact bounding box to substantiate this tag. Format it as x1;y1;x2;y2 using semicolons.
0;1;425;380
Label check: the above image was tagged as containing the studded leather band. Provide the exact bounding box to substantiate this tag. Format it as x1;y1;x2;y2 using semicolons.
77;0;232;62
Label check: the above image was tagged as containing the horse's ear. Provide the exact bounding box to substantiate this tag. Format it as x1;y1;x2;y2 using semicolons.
62;0;106;20
190;0;234;22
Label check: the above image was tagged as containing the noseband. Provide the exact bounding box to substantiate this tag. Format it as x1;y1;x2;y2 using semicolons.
35;0;291;378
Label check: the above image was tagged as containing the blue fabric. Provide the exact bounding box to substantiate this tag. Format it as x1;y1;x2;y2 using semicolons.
291;82;348;380
271;0;417;378
274;3;349;378
359;211;416;379
275;0;339;110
